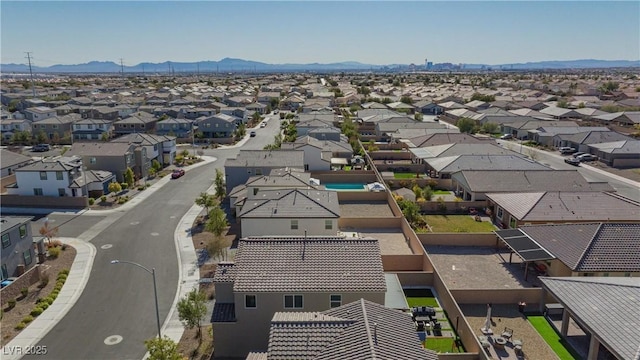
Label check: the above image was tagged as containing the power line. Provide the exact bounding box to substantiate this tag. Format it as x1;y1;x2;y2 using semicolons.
119;58;125;76
25;52;36;98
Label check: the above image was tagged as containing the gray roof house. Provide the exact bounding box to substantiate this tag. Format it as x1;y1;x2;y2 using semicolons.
72;118;114;141
111;132;177;169
558;130;634;153
424;155;550;178
196;114;240;139
540;277;640;360
0;149;33;177
1;216;41;280
66;142;138;182
588;140;640;168
32;114;82;141
224;150;305;193
451;170;614;201
113;112;160;135
281;136;352;171
156;118;195;138
238;188;340;237
248;299;438;360
211;236;386;358
23;106;57;121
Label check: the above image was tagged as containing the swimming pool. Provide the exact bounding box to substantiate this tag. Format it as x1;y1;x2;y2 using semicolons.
323;183;367;191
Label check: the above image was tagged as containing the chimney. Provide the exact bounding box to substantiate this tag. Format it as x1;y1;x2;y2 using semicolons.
373;322;378;345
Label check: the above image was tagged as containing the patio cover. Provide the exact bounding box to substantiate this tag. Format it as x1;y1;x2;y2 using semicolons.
495;229;555;262
331;157;349;165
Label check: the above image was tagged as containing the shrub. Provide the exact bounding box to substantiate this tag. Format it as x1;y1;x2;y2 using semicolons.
39;273;50;288
118;198;127;204
88;198;95;205
45;297;54;305
30;307;44;317
15;322;26;330
59;269;70;275
8;299;16;309
21;287;29;297
48;246;61;258
40;302;49;310
137;185;145;191
100;195;107;203
22;315;34;323
57;273;68;281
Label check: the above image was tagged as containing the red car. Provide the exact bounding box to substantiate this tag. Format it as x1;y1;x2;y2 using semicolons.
171;169;185;179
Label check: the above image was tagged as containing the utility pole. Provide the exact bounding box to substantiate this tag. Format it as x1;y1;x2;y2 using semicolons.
25;52;36;98
119;58;125;77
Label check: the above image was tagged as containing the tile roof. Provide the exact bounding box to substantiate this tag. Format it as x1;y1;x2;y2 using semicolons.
225;150;304;168
487;192;640;222
15;156;82;172
111;132;176;145
452;170;614;193
213;262;236;282
520;223;640;272
232;237;386;293
239;189;340;219
540;277;640;360
66;142;134;157
0;149;33;169
411;143;517;159
427;155;550;173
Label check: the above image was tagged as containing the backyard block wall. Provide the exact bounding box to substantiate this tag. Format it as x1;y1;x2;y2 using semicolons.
0;195;88;209
382;255;425;271
369;150;412;160
419;233;501;247
336;191;388;202
395;271;435;287
438;353;481;360
449;288;546;306
338;217;402;229
0;265;44;308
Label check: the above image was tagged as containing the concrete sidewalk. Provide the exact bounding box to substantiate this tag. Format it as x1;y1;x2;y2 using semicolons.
1;238;96;360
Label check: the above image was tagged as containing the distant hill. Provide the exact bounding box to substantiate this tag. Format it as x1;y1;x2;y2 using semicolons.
1;58;638;73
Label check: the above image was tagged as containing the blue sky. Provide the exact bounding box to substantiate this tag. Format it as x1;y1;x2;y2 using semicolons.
1;1;638;66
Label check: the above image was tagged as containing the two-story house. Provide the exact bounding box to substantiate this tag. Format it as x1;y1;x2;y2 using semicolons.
111;133;177;168
238;188;340;237
23;106;57;121
66;142;139;182
156;118;195;138
280;136;353;171
0;149;33;177
196;114;239;139
72;119;114;141
31;114;81;141
113;112;160;136
0;118;32;142
7;156;88;197
212;236;387;358
1;216;42;280
224;150;305;194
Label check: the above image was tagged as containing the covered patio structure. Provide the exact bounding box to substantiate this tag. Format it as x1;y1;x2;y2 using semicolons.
494;229;555;281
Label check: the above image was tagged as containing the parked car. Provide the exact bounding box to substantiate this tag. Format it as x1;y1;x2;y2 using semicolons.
31;144;50;152
572;152;587;158
564;157;581;166
558;147;576;154
577;154;598;162
171;169;185;179
260;122;267;128
250;131;256;137
500;134;513;140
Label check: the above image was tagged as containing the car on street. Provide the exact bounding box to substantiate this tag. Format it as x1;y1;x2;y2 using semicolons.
250;131;256;137
31;144;51;152
564;157;581;166
576;154;598;162
558;147;577;154
260;122;267;128
500;134;513;140
171;169;185;179
572;152;587;158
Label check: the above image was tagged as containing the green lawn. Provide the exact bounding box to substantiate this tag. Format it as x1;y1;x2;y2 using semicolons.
423;337;464;353
432;190;451;195
422;215;496;233
343;166;352;171
394;172;421;179
404;288;440;308
528;316;578;360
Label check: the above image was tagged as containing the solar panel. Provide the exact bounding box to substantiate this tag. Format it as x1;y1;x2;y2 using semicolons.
496;229;524;238
519;249;555;262
496;229;554;262
506;236;541;252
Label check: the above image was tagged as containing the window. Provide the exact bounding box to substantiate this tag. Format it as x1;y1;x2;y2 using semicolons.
284;295;303;309
75;124;81;130
90;157;97;164
291;220;298;230
19;225;27;238
1;264;7;280
1;234;10;248
33;188;43;196
40;171;48;180
215;123;219;128
245;294;257;308
325;220;333;230
330;294;342;308
23;249;32;265
58;188;66;197
509;217;517;229
496;207;503;220
141;124;145;128
255;168;262;176
56;171;64;180
87;124;93;129
52;124;58;129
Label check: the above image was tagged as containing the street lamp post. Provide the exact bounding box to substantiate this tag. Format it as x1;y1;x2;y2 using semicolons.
110;260;161;338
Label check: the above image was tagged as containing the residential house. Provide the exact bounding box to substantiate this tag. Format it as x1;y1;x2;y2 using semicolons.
246;102;268;115
557;130;634;153
219;107;248;123
588;140;640;168
238;188;340;237
539;107;581;120
53;103;80;116
486;191;640;229
307;126;342;142
225;96;254;108
279;95;305;111
88;106;120;121
413;100;443;115
464;100;491;111
403;133;492;148
31;114;81;141
281;136;352;171
7;156;89;197
451;170;613;201
409;143;521;165
72;119;114;141
111;133;177;168
211;236;386;358
295;116;335;137
23;106;56;121
593;111;640;127
156;118;195;138
224;150;305;193
376;120;448;142
501;120;577;140
302;98;333;113
256;92;281;104
422;155;550;179
499;223;640;278
113;112;160;136
0;149;33;177
1;216;42;279
539;277;640;360
0;118;32;141
526;126;609;147
196;114;239;139
66;142;139;182
248;299;438;360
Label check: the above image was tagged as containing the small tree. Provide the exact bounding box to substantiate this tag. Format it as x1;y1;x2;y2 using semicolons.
144;336;182;360
400;95;413;104
177;289;207;340
124;167;135;189
195;192;216;214
101;132;109;142
152;159;162;172
456;117;476;134
108;181;122;196
481;122;499;134
214;169;225;200
39;220;59;246
423;186;434;201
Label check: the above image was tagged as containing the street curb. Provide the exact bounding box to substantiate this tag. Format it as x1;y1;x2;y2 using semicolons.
0;238;96;360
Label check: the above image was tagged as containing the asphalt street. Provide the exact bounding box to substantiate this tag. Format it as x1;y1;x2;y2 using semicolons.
23;116;279;360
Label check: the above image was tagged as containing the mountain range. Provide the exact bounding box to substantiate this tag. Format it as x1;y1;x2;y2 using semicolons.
1;58;638;73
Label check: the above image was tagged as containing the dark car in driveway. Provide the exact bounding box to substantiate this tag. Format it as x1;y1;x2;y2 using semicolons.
31;144;51;152
171;169;185;179
564;157;581;166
